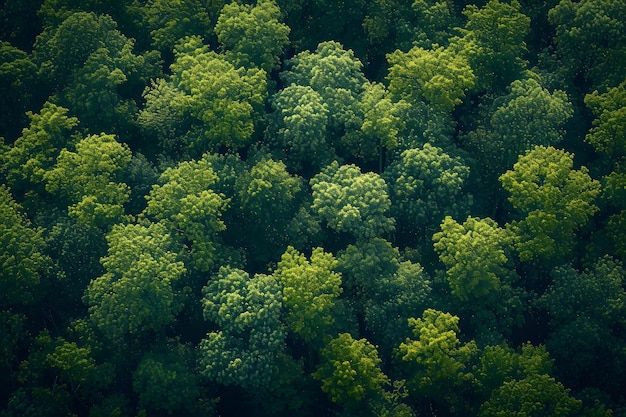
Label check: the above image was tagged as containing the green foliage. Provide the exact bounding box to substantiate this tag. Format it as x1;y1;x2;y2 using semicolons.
216;0;290;72
397;309;478;398
499;146;601;262
0;42;38;140
0;185;51;308
313;333;389;407
479;373;583;417
199;266;285;389
387;45;475;113
148;36;267;152
2;102;79;195
143;155;229;271
384;144;471;238
310;161;394;240
234;157;305;265
83;222;186;341
133;352;199;414
140;0;222;53
282;41;367;132
538;257;626;390
433;216;513;302
585;79;626;159
274;246;342;345
267;85;333;171
549;0;626;90
454;0;531;93
44;133;132;228
464;77;574;182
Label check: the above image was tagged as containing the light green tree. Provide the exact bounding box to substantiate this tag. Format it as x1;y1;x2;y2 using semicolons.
199;266;285;389
313;333;389;408
433;216;513;302
273;246;342;345
1;102;79;195
143;155;229;272
140;0;221;53
140;36;267;154
310;161;395;240
585;79;626;159
83;222;186;341
387;45;475;114
216;0;290;73
396;309;478;399
44;133;132;228
499;146;601;262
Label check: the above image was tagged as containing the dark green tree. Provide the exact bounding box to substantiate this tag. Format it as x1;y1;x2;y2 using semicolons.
199;266;285;389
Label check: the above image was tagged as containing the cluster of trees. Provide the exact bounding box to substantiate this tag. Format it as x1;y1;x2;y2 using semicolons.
1;0;625;416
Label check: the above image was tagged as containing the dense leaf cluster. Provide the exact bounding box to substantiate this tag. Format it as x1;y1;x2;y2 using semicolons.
1;0;625;416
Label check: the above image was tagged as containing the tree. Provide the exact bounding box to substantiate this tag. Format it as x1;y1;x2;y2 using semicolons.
273;246;343;346
336;238;431;354
0;42;38;141
384;144;471;240
310;161;395;240
313;333;389;409
44;133;132;228
453;0;531;93
387;45;475;114
83;222;186;341
266;85;333;172
396;309;478;403
479;373;583;417
548;0;626;90
433;216;514;302
499;146;601;262
1;102;79;197
143;155;229;272
584;79;626;160
0;185;51;309
199;266;285;389
463;77;573;186
282;41;367;134
233;157;305;267
140;36;267;153
538;257;626;393
133;352;199;414
215;0;290;73
139;0;222;54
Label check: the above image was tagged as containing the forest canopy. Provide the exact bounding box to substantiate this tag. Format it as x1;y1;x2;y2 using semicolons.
1;0;625;416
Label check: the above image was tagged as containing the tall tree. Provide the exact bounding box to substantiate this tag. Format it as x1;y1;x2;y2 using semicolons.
273;246;343;346
310;161;395;241
499;146;601;263
83;222;186;341
199;266;285;389
143;155;229;272
313;333;389;410
44;133;132;229
215;0;290;73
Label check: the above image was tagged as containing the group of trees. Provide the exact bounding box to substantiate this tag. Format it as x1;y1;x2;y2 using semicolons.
1;0;625;416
